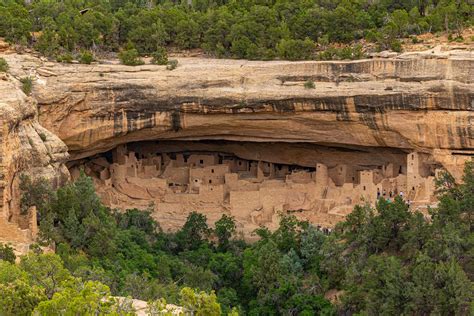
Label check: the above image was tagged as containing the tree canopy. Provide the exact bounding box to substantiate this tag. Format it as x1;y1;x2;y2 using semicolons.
0;0;472;61
1;161;472;314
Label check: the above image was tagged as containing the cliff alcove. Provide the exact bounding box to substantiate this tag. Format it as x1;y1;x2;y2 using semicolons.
1;49;472;246
67;140;442;234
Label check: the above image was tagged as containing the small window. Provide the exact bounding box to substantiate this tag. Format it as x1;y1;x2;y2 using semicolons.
239;161;242;166
211;169;214;173
363;186;366;191
200;160;204;164
412;154;414;160
412;187;415;191
209;180;212;184
195;179;198;182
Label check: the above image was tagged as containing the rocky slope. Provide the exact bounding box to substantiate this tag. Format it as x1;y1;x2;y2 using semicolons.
0;46;472;247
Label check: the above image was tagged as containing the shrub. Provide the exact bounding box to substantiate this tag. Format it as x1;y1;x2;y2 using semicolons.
38;132;47;142
411;36;421;44
0;243;16;263
79;51;94;64
317;45;365;61
118;48;144;66
20;77;33;95
166;59;178;70
304;80;315;89
277;38;314;61
56;53;73;63
390;39;403;52
0;57;8;72
150;47;168;65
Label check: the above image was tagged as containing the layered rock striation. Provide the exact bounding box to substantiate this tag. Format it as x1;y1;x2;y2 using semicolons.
0;48;472;243
0;59;69;252
31;51;473;176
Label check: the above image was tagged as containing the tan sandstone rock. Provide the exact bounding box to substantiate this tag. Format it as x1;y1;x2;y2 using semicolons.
0;49;472;244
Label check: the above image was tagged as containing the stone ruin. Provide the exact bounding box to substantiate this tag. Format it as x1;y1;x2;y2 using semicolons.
69;141;443;236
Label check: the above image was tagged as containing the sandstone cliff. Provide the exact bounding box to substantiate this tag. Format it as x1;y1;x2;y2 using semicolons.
30;50;473;177
0;47;472;247
0;55;69;252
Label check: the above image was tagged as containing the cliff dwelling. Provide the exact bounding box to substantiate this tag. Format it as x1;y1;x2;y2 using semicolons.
68;140;444;234
1;49;472;248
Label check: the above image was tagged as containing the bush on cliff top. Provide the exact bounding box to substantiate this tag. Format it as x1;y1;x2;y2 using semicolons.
118;47;144;66
0;57;8;72
0;0;472;61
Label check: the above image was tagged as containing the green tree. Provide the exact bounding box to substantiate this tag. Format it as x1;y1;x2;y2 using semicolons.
119;47;144;66
179;287;221;316
214;214;236;250
150;47;168;65
0;279;46;315
176;212;211;251
0;243;16;263
20;253;72;299
276;38;314;61
33;279;133;315
175;17;201;50
0;2;31;43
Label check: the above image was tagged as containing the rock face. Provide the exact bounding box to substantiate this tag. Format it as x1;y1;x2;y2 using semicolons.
0;58;69;252
0;48;472;243
32;52;473;174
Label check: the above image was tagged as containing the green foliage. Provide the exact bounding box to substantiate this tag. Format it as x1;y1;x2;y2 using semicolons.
175;211;211;251
214;214;236;251
2;0;472;61
321;162;474;314
179;287;221;316
79;51;94;64
317;45;365;60
38;132;47;142
0;260;26;284
0;279;46;315
0;243;16;263
56;53;73;63
33;279;128;315
20;253;72;299
20;76;33;95
150;47;168;65
19;174;54;216
390;39;403;52
0;260;45;316
7;162;473;314
166;59;178;71
119;48;144;66
0;1;31;43
0;57;8;72
147;298;170;315
277;38;314;61
304;80;315;89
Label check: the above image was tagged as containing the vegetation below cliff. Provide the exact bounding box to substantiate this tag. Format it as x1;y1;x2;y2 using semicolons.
0;162;472;315
0;0;472;61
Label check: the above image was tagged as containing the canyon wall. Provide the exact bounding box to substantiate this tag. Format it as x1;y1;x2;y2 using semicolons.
31;51;473;176
0;61;69;252
0;48;472;246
